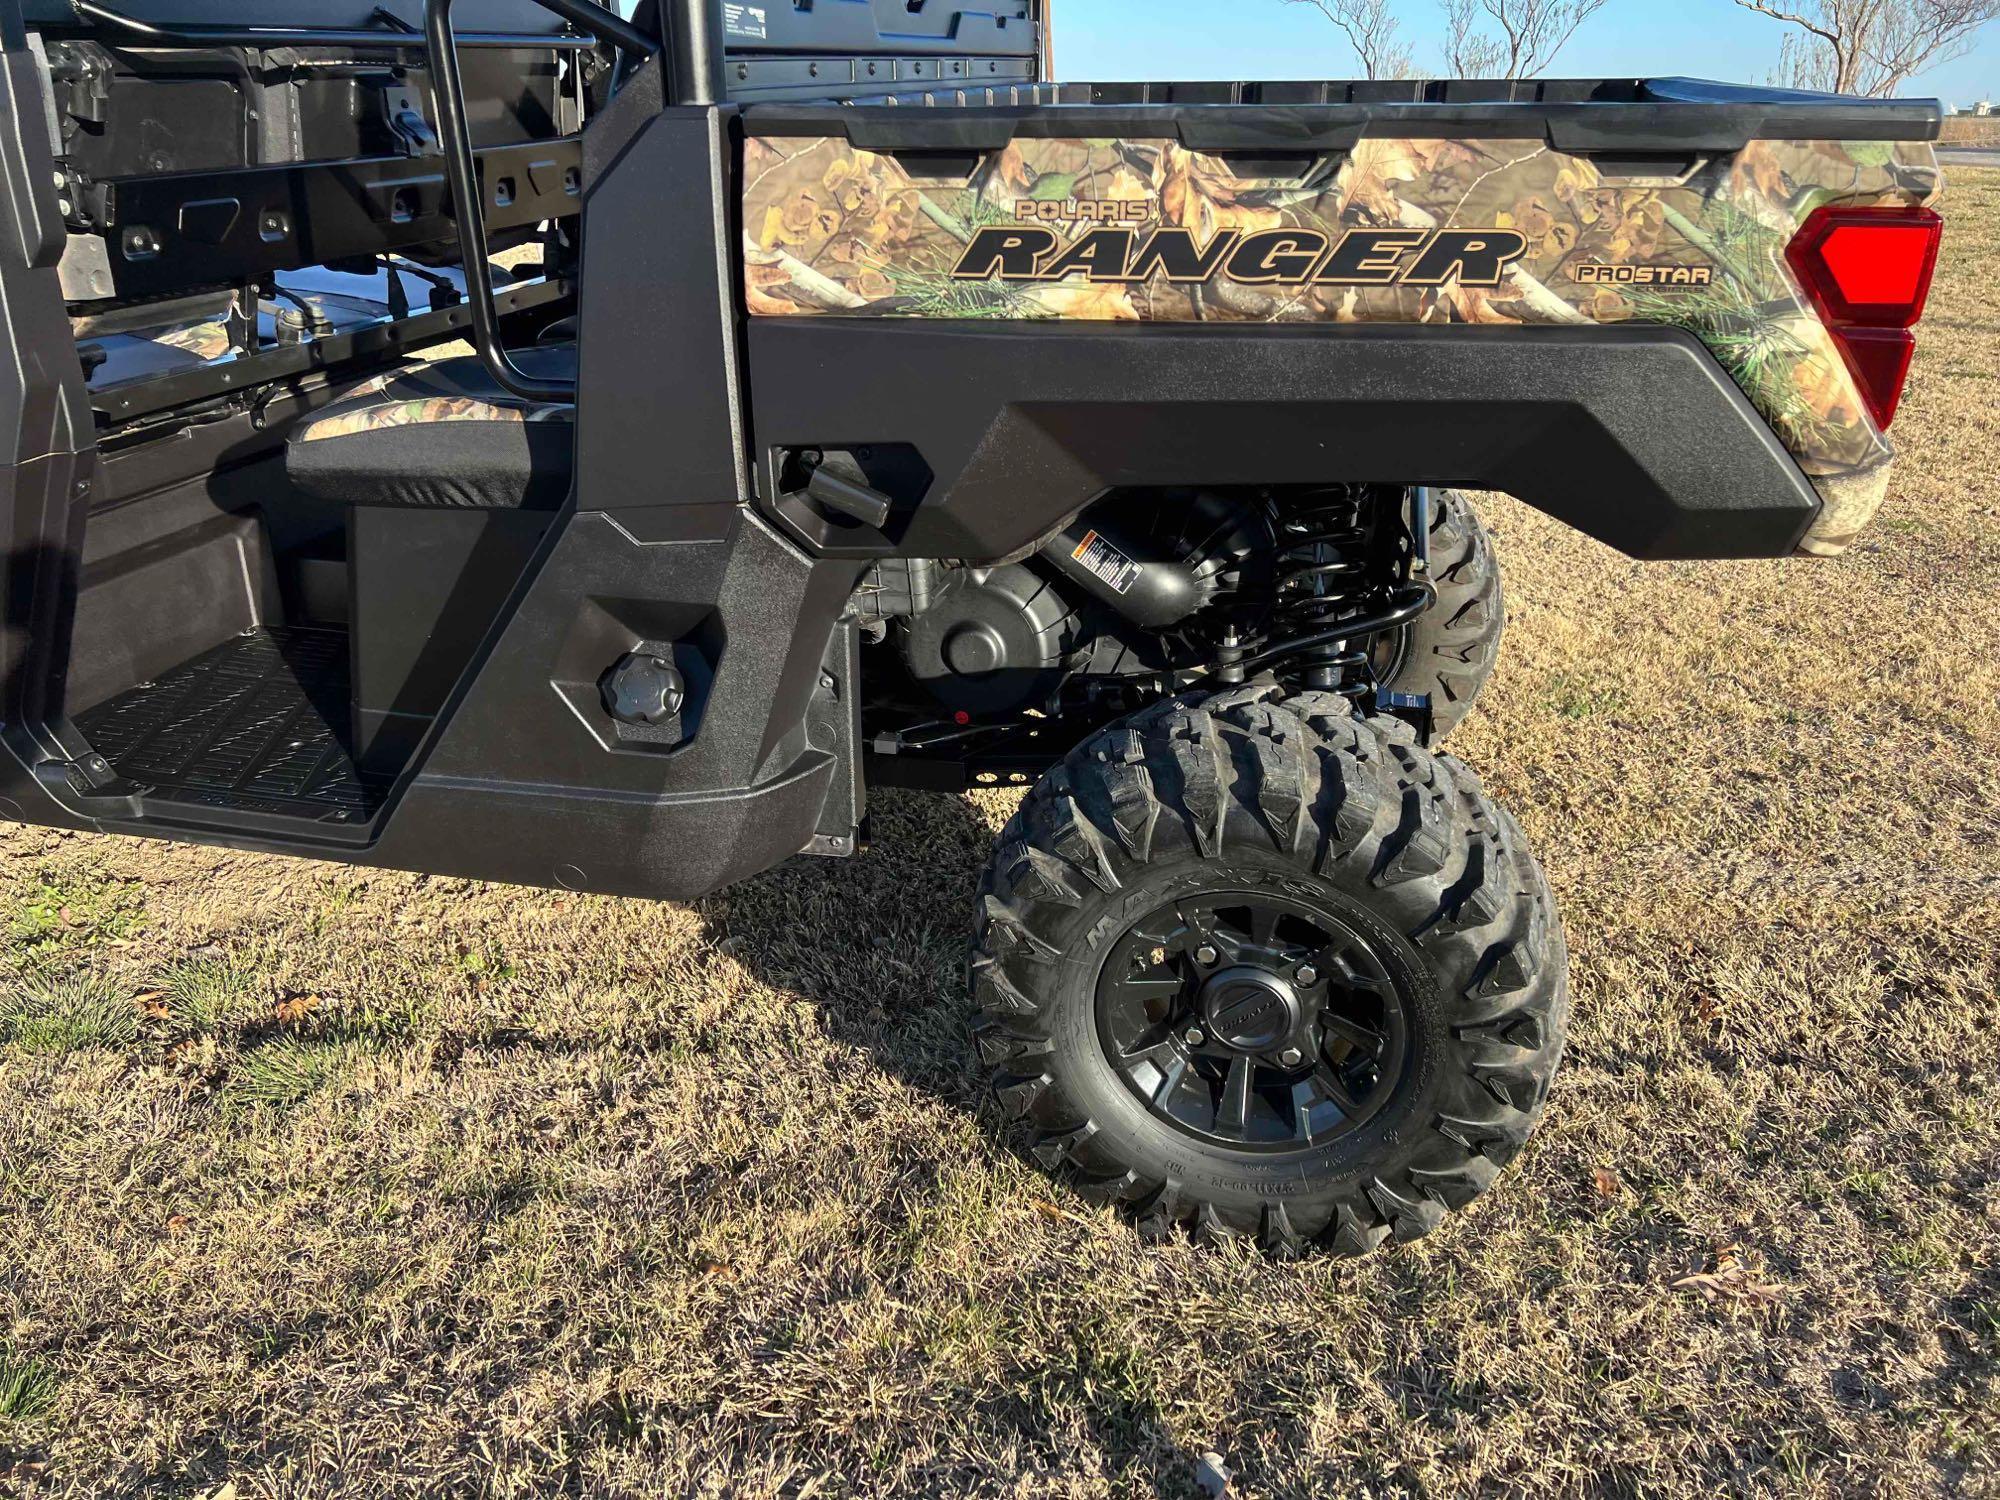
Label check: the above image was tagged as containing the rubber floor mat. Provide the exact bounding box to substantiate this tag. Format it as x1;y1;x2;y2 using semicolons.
75;627;383;820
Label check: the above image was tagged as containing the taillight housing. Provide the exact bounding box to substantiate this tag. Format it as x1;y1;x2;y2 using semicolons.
1784;204;1943;431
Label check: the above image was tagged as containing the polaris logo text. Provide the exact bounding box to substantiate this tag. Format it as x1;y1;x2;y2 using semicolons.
953;225;1531;288
1016;198;1154;224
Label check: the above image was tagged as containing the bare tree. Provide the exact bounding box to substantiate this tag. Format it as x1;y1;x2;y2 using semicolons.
1279;0;1417;79
1739;0;2000;96
1442;0;1511;74
1439;0;1611;78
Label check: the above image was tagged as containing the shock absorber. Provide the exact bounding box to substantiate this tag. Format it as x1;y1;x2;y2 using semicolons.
1218;485;1435;696
1273;487;1373;696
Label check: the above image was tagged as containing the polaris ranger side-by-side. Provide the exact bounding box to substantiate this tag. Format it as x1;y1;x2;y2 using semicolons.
0;0;1944;1253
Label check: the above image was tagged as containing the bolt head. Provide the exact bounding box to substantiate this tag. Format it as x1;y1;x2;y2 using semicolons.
1195;945;1220;967
1185;1027;1206;1047
1279;1047;1305;1067
1296;965;1319;986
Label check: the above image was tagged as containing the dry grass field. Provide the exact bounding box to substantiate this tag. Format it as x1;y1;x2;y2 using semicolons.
3;170;1998;1500
1941;118;2000;147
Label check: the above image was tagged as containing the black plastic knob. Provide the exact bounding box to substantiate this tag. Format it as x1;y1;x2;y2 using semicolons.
601;653;686;726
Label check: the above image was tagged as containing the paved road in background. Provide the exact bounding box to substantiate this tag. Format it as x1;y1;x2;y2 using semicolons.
1940;148;2000;168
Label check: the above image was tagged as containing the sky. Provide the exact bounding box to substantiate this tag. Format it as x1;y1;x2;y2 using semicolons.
1051;0;1999;107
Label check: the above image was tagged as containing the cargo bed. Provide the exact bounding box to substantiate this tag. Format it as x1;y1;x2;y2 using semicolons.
739;73;1943;557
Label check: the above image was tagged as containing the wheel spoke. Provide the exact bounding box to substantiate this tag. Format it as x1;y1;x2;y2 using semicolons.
1320;1010;1387;1055
1249;904;1283;949
1176;901;1218;940
1100;978;1180;1042
1290;1078;1330;1140
1323;942;1393;995
1110;975;1184;1004
1118;1036;1179;1070
1175;902;1230;967
1315;1066;1364;1116
1217;1054;1254;1137
1148;1050;1189;1106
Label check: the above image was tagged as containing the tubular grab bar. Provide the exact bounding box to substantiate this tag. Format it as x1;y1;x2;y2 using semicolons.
424;0;661;400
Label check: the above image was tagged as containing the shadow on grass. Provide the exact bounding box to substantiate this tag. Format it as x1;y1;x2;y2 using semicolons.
699;783;1003;1114
687;787;1207;1493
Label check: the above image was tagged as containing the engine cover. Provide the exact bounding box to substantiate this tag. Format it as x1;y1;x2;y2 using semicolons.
899;564;1078;715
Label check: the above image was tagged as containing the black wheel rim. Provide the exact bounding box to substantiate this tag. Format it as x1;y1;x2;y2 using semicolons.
1094;892;1415;1154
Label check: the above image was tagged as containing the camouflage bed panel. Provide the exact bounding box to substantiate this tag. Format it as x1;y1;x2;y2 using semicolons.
741;134;1943;555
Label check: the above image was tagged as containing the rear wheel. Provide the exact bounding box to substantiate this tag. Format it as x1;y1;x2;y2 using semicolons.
1372;489;1505;738
970;688;1567;1255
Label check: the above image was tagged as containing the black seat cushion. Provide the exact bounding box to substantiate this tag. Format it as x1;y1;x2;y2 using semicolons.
287;345;576;510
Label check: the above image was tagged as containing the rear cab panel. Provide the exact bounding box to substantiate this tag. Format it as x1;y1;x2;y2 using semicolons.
737;78;1943;557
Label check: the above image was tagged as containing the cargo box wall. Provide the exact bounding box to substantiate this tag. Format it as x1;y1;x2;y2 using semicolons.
739;118;1941;555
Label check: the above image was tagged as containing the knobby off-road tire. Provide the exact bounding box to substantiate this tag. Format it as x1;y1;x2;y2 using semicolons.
970;689;1568;1256
1376;489;1505;739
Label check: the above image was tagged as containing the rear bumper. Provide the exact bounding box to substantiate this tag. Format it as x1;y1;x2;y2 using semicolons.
747;320;1826;562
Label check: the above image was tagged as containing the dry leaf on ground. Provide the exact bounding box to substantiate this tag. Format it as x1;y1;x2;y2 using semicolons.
1672;1245;1785;1307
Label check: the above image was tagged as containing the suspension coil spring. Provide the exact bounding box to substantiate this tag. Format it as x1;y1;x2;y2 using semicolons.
1272;486;1376;697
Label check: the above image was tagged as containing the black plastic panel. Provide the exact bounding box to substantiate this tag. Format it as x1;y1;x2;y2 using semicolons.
68;490;276;714
350;505;554;771
747;320;1825;562
360;513;867;899
574;107;744;513
718;0;1044;102
721;0;1036;58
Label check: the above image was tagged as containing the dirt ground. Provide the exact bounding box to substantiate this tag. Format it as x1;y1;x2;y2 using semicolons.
3;170;1997;1500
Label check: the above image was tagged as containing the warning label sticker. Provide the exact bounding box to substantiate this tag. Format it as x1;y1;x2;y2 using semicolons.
1070;530;1142;595
722;3;767;39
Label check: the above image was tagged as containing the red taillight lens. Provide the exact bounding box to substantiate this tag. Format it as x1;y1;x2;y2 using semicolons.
1787;205;1943;327
1785;205;1943;430
1828;328;1919;430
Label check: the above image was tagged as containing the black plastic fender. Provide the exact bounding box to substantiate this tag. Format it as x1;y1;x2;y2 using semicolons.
747;319;1824;562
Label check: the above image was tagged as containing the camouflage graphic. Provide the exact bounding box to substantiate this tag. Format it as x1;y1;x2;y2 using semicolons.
742;133;1941;553
302;387;573;444
71;317;234;359
144;320;235;360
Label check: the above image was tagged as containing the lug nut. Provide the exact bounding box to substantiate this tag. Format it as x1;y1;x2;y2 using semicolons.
1296;966;1319;986
1195;945;1219;966
1185;1027;1206;1046
1279;1047;1304;1066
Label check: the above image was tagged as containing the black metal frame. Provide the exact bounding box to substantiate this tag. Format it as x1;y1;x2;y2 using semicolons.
68;0;595;49
89;273;570;423
424;0;664;400
99;137;583;300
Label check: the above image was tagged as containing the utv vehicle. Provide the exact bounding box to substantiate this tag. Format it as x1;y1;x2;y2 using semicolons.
0;0;1944;1254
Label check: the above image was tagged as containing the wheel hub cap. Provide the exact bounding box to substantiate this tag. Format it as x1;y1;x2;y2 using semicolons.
1201;967;1300;1053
